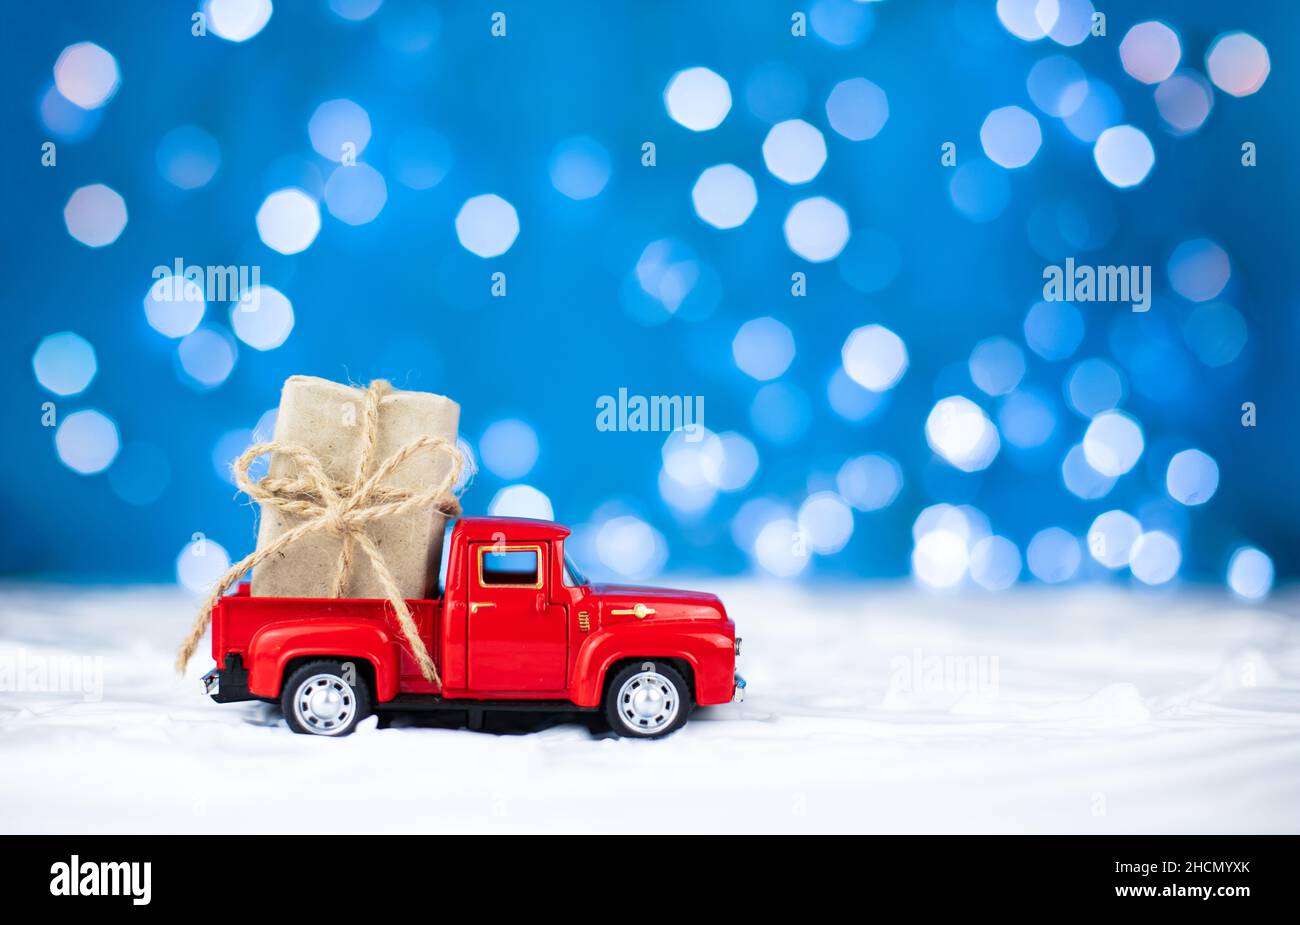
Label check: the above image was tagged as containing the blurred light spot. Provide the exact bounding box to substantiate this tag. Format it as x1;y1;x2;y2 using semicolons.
625;238;719;323
55;409;119;475
33;332;96;396
1087;509;1141;568
948;158;1010;223
1183;302;1247;367
144;274;205;339
837;228;900;294
753;518;809;578
664;66;731;132
177;326;237;390
980;105;1042;168
1038;0;1094;47
1166;449;1219;506
842;324;907;391
479;418;539;479
913;504;985;547
39;83;103;140
661;429;722;489
452;436;476;494
256;188;320;255
733;317;795;381
744;62;807;124
156;125;221;190
798;492;854;554
710;432;759;492
455;194;519;258
1130;531;1180;585
549;136;611;201
784;197;850;261
969;337;1026;396
810;0;875;48
996;0;1046;42
1063;79;1121;143
488;484;553;520
1154;70;1214;136
837;453;902;511
750;382;811;444
176;537;231;595
1093;125;1155;188
391;127;452;190
970;536;1021;590
329;0;382;21
827;368;885;422
927;396;1000;472
998;388;1057;449
109;442;170;505
1065;357;1123;417
1026;55;1087;117
1228;547;1273;600
825;77;889;141
1168;238;1230;302
230;284;293;350
1083;410;1143;476
1027;527;1080;583
658;467;717;516
309;98;371;163
596;516;667;579
912;529;969;589
53;42;120;109
378;0;439;54
324;162;388;225
1062;443;1115;499
1120;21;1181;84
731;498;792;550
762;119;827;185
692;164;757;229
1023;300;1084;360
204;0;273;42
1206;32;1270;97
64;184;127;248
212;428;253;485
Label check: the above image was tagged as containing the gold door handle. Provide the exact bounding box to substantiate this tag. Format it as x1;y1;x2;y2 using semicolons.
610;603;655;619
470;602;496;614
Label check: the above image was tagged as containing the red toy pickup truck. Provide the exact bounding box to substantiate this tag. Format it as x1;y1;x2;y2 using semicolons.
203;516;744;737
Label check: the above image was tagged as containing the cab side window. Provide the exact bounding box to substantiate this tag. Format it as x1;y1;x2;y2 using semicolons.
480;548;539;586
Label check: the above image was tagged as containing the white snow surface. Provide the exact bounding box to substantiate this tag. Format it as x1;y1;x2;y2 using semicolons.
1;581;1298;834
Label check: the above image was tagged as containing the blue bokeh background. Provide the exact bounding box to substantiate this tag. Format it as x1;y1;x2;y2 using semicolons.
2;0;1296;590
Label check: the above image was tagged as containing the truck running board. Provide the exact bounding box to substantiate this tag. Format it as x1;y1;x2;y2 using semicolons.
376;696;600;713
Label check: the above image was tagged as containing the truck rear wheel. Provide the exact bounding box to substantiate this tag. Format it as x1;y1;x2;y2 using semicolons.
604;661;692;738
282;660;372;736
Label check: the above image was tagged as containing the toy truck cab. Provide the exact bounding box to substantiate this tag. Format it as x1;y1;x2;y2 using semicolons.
203;516;744;737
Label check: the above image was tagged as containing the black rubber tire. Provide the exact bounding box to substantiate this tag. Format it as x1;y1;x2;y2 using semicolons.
603;661;693;738
281;659;372;736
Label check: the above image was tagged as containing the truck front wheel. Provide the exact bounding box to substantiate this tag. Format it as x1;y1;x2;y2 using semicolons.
604;661;692;738
282;660;372;736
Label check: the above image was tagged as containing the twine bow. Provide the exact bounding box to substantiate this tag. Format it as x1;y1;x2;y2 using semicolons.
175;380;463;685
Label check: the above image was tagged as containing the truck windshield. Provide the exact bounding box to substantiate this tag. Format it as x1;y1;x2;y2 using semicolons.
563;552;588;587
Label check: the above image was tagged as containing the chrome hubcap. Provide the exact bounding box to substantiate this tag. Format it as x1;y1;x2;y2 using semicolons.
294;674;356;735
616;670;679;733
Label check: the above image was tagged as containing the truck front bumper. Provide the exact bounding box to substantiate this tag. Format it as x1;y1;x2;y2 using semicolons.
732;672;746;703
202;654;257;704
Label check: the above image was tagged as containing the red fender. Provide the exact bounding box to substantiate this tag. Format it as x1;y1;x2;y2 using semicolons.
571;629;735;707
247;621;400;701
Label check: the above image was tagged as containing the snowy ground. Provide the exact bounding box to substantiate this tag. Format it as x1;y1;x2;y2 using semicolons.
1;581;1298;834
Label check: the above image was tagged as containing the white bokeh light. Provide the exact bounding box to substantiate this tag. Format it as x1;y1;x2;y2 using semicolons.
733;317;795;381
64;184;127;248
1205;32;1270;98
549;136;612;201
596;516;667;579
1168;238;1230;303
156;125;222;190
691;164;757;230
230;284;294;350
842;324;907;392
55;409;120;475
1065;358;1123;418
1166;449;1219;506
177;537;232;595
1154;71;1214;136
912;529;969;589
309;98;372;162
488;484;554;520
753;518;810;578
837;453;902;512
997;0;1046;42
970;535;1022;591
479;418;539;480
926;396;1000;472
33;332;97;396
177;326;237;390
144;275;205;338
825;77;889;141
1087;510;1142;568
1130;531;1181;585
1093;125;1155;189
205;0;273;42
1119;21;1181;84
1083;410;1144;476
324;163;388;225
762;119;827;185
664;66;732;132
1227;547;1273;601
783;197;850;262
53;42;120;109
1062;443;1116;499
1027;528;1081;583
980;105;1042;169
256;188;321;255
797;492;854;555
455;194;520;258
969;337;1026;396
